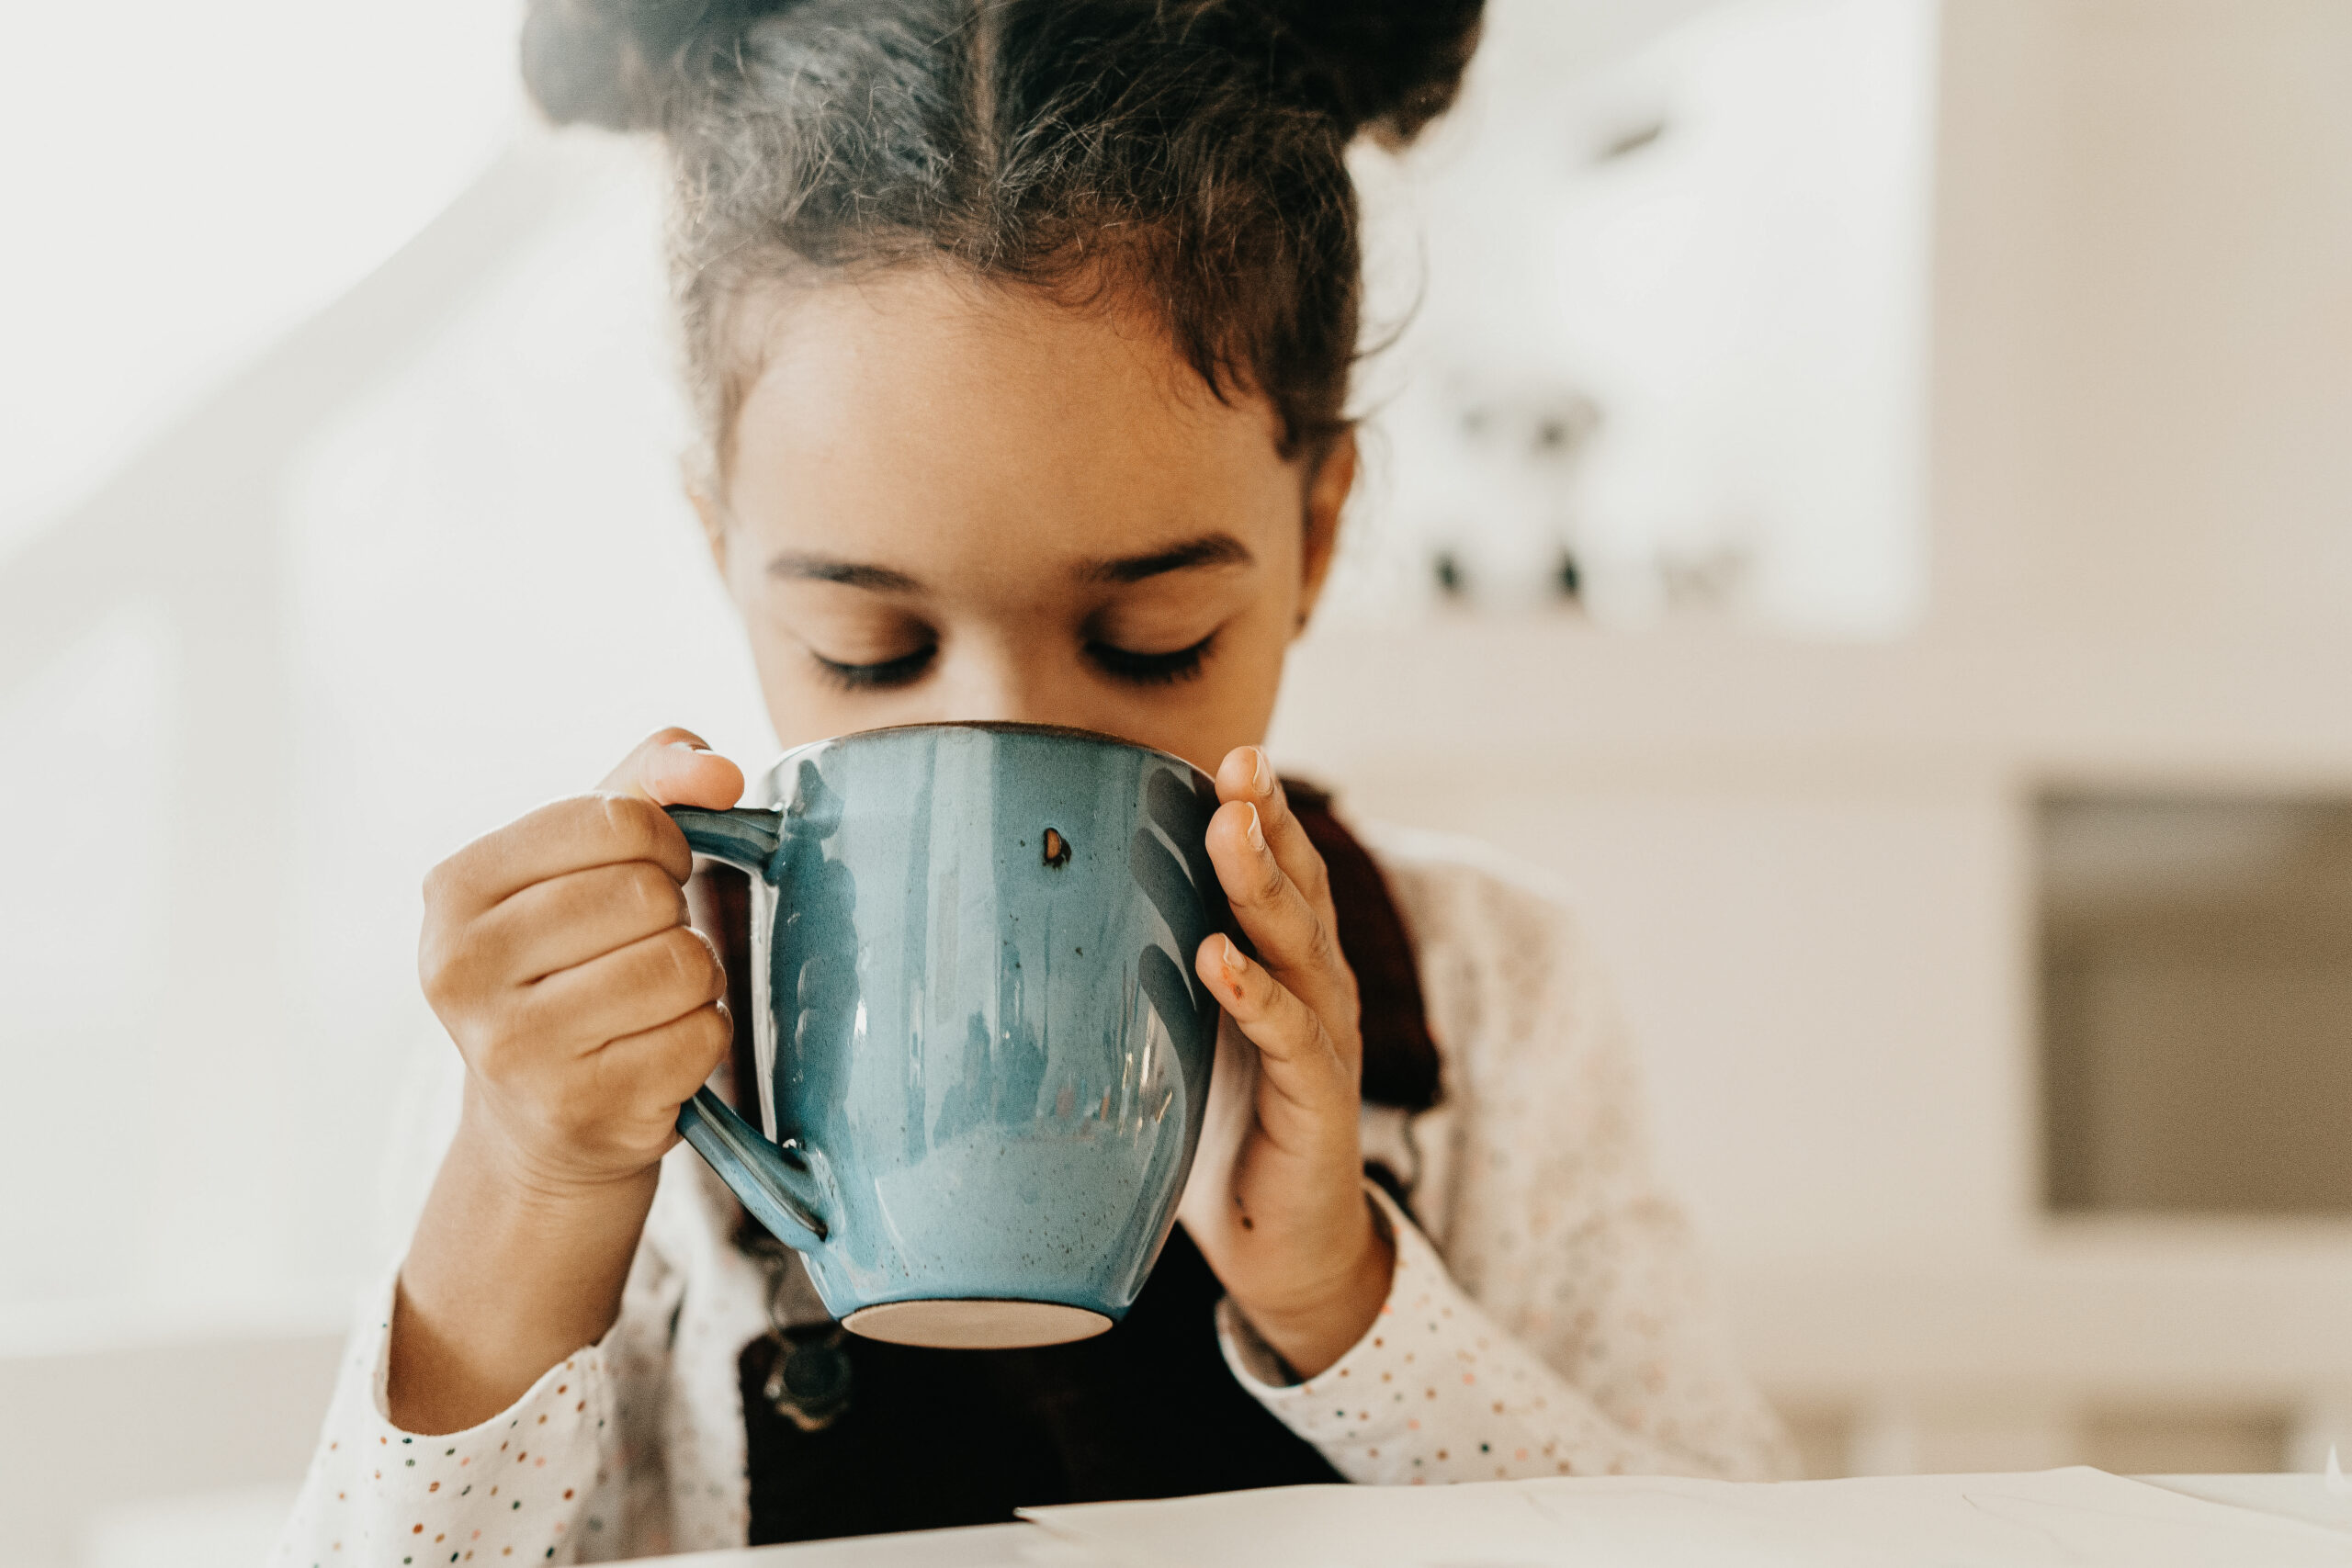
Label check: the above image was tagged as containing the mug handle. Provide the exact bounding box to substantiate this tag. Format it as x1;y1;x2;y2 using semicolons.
666;806;832;1252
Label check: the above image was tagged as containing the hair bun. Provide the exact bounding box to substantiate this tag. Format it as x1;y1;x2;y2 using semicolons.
1263;0;1487;145
520;0;792;131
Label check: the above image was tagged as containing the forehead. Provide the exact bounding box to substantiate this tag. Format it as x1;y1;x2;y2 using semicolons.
723;265;1297;559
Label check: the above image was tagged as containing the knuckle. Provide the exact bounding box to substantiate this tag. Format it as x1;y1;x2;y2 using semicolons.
599;793;672;860
470;1021;526;1084
657;924;720;994
679;1007;732;1075
1295;849;1332;906
419;926;481;1011
1250;847;1289;899
416;928;453;999
695;934;729;999
1260;785;1295;836
598;790;650;842
1334;959;1363;1014
421;843;482;911
653;925;697;984
1306;916;1343;972
628;860;684;922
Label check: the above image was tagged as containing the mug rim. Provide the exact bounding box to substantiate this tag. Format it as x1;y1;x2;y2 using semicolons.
761;720;1219;793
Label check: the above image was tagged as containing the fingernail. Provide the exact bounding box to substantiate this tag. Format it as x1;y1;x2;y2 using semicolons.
1219;935;1248;977
1243;801;1265;851
1250;747;1274;796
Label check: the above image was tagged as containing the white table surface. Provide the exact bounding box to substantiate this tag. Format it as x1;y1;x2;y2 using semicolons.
648;1521;1072;1567
2138;1473;2352;1533
636;1474;2352;1566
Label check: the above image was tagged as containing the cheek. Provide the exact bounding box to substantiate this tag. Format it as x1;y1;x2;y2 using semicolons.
742;637;826;744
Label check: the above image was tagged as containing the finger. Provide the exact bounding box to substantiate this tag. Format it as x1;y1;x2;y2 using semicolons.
428;794;693;923
426;732;741;922
521;923;727;1054
1194;933;1349;1122
1204;796;1356;1043
598;728;747;809
1215;747;1335;928
477;859;693;984
591;1000;735;1118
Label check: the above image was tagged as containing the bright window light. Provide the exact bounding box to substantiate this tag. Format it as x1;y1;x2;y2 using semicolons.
0;1;523;556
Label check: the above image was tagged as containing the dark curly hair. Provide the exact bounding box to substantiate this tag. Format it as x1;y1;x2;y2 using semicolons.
521;0;1485;488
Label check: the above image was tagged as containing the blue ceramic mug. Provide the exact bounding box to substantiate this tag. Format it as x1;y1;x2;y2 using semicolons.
665;723;1229;1348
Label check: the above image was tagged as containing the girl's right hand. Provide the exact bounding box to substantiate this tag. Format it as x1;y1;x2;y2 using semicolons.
418;728;748;1197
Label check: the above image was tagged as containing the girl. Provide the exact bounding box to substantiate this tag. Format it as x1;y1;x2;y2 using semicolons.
279;0;1793;1558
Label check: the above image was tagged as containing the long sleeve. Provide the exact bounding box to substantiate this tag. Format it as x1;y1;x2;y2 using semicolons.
267;1213;718;1568
270;1274;647;1566
1219;830;1796;1483
272;1141;765;1564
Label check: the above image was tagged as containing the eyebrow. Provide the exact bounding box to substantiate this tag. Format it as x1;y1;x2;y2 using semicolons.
767;532;1256;592
765;552;923;592
1076;532;1256;585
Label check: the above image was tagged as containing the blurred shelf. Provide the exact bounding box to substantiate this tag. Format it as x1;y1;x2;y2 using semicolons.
1727;1233;2352;1401
1274;617;2352;788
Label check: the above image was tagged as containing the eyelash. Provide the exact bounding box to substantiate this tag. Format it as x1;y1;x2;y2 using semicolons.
1086;631;1216;685
810;632;1217;692
812;646;936;691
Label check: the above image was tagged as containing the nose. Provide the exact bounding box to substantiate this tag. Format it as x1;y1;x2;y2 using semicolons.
926;637;1150;742
929;639;1080;730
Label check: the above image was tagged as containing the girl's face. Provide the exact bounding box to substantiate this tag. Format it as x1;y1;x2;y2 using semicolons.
699;266;1353;777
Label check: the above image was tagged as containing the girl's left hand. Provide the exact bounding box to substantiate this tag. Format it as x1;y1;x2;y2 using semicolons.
1181;746;1393;1380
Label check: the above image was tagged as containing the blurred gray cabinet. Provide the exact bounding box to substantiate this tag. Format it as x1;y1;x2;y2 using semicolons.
2042;795;2352;1214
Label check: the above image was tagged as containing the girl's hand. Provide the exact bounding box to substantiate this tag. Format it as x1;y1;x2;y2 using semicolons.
419;728;746;1198
394;729;747;1433
1181;747;1393;1380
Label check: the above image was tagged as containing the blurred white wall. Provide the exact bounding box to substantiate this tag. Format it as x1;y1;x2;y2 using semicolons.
0;135;775;1568
0;2;521;556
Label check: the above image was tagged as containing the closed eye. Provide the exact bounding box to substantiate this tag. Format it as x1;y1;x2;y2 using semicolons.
812;645;936;691
1086;631;1216;686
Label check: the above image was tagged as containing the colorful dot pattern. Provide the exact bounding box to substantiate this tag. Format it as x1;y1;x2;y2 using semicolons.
1222;1184;1719;1484
271;1147;776;1563
268;1283;613;1565
275;829;1792;1562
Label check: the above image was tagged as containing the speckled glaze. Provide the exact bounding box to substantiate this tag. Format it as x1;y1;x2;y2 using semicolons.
669;723;1229;1341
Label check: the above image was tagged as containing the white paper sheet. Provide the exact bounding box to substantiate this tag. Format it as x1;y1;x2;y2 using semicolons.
1022;1468;2352;1567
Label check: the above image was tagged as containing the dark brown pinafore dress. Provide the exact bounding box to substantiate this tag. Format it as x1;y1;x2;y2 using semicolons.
695;784;1440;1545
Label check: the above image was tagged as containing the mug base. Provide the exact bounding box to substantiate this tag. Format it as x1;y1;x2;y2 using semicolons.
842;1297;1114;1349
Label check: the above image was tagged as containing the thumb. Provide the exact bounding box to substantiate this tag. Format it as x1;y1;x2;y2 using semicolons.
598;727;747;810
